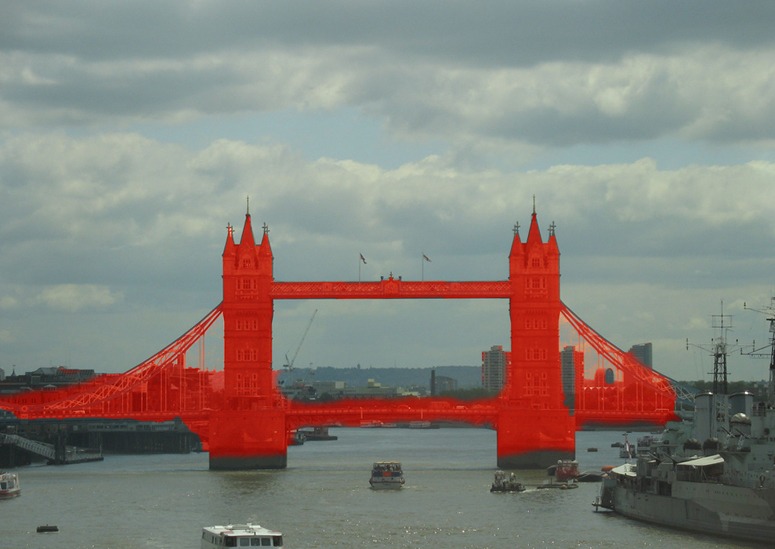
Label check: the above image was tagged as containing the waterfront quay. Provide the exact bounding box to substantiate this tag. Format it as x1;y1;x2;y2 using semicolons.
0;417;201;467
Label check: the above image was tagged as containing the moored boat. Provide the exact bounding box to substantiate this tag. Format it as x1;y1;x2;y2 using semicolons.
369;461;405;489
201;523;283;548
0;471;20;499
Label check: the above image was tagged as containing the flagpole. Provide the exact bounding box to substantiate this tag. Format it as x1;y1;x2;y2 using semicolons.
421;252;431;280
359;253;366;281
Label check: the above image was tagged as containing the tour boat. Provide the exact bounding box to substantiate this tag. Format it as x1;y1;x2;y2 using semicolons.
369;461;405;489
0;471;20;499
201;523;283;548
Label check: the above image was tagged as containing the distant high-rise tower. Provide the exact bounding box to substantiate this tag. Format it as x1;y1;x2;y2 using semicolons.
628;343;653;370
560;346;585;415
482;345;510;392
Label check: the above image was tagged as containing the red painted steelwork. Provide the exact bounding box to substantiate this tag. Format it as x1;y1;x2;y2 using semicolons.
0;207;677;470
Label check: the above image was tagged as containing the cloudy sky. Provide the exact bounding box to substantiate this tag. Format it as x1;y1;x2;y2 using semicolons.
3;1;775;384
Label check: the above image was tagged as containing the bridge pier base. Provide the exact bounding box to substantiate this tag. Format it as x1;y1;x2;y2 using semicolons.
496;408;575;469
208;409;287;470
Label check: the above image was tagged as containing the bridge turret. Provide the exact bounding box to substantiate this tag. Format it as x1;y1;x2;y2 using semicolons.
258;223;273;277
508;221;524;275
213;204;285;470
499;206;574;468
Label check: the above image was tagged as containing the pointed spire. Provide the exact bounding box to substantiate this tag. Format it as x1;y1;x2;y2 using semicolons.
547;220;559;256
259;222;272;257
509;220;524;257
526;208;543;244
239;210;256;249
223;222;236;256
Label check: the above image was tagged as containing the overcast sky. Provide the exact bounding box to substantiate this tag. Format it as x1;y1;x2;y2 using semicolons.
2;1;775;383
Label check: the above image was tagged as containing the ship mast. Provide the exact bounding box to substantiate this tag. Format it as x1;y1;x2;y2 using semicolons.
743;298;775;405
687;301;738;395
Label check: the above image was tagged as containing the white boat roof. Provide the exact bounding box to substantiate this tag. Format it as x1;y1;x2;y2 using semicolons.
202;523;282;537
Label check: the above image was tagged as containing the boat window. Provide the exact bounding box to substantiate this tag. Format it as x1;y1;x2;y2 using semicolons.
225;537;238;547
240;538;251;546
273;536;283;546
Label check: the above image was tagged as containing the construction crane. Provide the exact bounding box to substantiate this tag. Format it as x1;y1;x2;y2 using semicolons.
284;309;318;371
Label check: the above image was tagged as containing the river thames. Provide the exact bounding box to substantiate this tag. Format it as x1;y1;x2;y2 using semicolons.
1;428;769;548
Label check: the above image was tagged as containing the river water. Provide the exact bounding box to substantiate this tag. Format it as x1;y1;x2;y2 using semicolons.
0;428;769;548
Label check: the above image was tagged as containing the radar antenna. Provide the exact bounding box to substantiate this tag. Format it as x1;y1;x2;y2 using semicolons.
686;301;739;395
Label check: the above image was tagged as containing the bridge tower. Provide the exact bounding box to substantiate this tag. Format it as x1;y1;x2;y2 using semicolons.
497;207;575;467
209;205;287;469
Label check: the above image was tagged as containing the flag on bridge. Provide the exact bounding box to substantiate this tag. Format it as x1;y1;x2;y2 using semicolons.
360;253;367;264
423;253;431;262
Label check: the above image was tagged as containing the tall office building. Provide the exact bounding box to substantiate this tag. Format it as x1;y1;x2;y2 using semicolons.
560;345;584;414
482;345;510;392
628;342;653;369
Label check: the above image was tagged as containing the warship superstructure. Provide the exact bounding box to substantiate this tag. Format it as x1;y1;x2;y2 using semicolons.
597;303;775;543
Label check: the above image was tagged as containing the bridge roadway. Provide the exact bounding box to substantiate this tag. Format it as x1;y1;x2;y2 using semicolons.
282;398;674;431
285;398;499;430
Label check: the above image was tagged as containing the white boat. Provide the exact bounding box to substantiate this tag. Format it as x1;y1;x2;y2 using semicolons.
0;471;20;499
369;461;405;489
201;523;283;548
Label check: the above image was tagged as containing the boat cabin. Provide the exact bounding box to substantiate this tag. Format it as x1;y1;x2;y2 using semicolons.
201;524;283;548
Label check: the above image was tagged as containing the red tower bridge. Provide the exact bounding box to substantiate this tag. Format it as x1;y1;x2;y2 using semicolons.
0;208;678;469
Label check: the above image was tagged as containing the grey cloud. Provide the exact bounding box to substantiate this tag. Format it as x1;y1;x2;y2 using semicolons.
7;2;775;65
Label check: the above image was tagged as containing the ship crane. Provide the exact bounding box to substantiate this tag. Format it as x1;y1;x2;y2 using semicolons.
284;309;318;371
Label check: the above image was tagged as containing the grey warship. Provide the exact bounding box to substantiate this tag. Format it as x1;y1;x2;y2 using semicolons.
596;303;775;543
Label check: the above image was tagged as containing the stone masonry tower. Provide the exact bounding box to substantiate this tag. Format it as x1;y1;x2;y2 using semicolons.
209;203;287;469
497;206;575;468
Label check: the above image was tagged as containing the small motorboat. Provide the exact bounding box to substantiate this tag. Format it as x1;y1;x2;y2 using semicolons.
490;470;525;492
0;471;20;499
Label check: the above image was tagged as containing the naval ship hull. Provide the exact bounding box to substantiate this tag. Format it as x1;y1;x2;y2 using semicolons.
601;475;775;543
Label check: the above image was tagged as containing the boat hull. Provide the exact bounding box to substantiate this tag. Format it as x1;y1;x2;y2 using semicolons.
604;480;775;544
369;481;403;490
